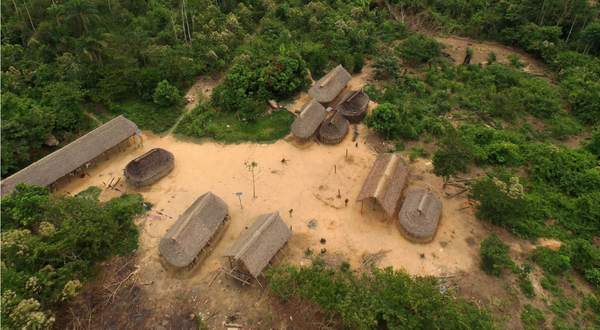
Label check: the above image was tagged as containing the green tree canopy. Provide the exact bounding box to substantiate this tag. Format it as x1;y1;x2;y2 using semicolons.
153;80;180;107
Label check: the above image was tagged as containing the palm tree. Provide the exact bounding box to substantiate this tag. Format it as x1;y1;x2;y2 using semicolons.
49;25;69;53
65;0;99;35
47;3;64;26
127;27;149;64
76;28;110;67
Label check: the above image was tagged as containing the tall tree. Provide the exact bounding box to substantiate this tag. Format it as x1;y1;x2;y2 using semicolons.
432;128;474;181
76;28;110;67
65;0;99;35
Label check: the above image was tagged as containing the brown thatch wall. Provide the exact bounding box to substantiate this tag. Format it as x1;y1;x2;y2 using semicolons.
124;148;174;187
159;192;228;267
308;65;352;103
336;89;370;124
1;115;138;197
319;111;349;145
357;154;409;216
291;99;327;140
225;211;291;278
398;189;443;243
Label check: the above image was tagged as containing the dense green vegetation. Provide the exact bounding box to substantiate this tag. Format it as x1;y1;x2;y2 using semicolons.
0;184;145;329
2;0;599;327
268;259;499;329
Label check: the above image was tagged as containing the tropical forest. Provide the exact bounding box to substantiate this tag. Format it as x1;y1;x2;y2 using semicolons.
1;0;600;329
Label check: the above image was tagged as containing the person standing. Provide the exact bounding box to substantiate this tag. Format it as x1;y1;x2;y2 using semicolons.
344;198;349;207
289;209;293;217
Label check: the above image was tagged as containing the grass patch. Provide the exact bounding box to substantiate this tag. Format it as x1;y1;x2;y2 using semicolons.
176;103;295;143
521;304;545;329
77;186;102;200
105;98;184;133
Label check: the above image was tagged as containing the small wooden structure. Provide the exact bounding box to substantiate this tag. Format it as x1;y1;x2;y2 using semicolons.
336;89;370;123
291;99;327;147
398;189;443;243
357;154;409;217
224;211;291;286
159;192;228;267
319;111;349;145
308;65;352;104
124;148;174;187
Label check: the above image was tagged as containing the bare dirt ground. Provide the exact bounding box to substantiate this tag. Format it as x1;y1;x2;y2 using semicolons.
54;59;595;329
434;36;547;75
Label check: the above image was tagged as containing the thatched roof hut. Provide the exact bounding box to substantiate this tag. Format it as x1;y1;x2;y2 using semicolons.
291;99;327;144
1;115;138;197
159;192;228;267
357;154;409;216
225;211;291;279
319;111;349;145
398;189;443;243
336;89;370;123
124;148;174;187
309;65;352;104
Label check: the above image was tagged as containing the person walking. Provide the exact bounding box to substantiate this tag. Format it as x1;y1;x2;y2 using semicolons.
344;198;349;207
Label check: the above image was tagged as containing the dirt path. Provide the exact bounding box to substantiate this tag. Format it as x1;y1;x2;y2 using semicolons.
83;110;102;126
167;75;223;136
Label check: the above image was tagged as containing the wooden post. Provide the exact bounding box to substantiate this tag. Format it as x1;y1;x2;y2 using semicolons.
117;143;121;152
126;137;130;146
228;257;233;269
346;149;348;158
238;195;243;209
361;200;364;214
274;255;281;263
337;189;341;198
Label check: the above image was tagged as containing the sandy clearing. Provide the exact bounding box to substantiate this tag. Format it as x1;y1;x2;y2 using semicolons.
52;66;495;325
56;127;487;291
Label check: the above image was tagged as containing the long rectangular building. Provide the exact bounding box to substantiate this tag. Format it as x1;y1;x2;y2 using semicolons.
1;115;138;197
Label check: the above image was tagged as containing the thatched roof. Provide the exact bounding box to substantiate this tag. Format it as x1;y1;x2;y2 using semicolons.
357;154;409;216
398;189;443;242
336;89;369;123
225;211;291;278
309;65;352;103
159;192;228;267
1;115;137;197
319;111;349;145
291;99;327;139
125;148;174;187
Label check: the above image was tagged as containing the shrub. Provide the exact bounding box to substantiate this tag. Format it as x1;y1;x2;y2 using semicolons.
365;103;401;140
353;53;365;73
530;247;571;276
521;304;545;328
153;80;180;107
480;232;515;276
519;278;536;298
487;52;497;64
397;34;443;63
267;261;500;329
470;176;528;229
